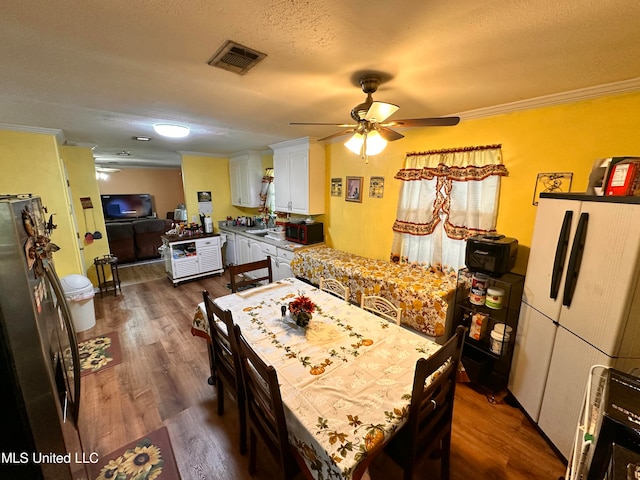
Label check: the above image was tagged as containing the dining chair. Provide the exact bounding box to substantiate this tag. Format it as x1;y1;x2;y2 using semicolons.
232;324;313;480
319;276;350;301
229;257;273;293
202;290;247;455
383;325;466;480
360;295;402;325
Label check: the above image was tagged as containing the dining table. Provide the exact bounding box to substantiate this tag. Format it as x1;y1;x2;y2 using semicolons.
191;277;443;480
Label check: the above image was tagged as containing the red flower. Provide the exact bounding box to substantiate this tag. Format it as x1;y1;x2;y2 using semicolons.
289;294;316;314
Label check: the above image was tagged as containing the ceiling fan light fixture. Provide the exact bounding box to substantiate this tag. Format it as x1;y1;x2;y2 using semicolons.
364;130;387;155
345;133;365;155
153;124;190;138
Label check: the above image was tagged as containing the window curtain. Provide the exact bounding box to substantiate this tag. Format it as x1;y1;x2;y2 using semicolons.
390;145;507;271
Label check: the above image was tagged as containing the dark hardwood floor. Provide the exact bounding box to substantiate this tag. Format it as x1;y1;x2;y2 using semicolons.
79;262;567;479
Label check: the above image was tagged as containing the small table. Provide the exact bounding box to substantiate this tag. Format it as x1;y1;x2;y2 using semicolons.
94;255;121;297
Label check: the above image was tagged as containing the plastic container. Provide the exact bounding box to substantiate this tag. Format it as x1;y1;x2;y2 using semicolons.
469;273;489;305
60;274;96;332
489;323;513;355
485;286;505;309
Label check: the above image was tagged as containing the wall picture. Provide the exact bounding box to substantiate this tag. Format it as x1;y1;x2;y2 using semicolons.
346;176;363;203
532;172;573;205
331;178;342;197
369;176;384;198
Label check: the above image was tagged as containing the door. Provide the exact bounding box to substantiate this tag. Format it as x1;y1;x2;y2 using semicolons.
508;302;557;421
523;197;581;321
229;159;243;206
289;150;309;214
237;236;250;265
537;326;612;460
274;153;292;212
249;240;268;279
557;201;640;356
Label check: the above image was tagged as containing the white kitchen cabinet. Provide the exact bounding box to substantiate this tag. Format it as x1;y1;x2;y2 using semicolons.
274;248;295;281
163;235;224;286
270;137;325;215
229;151;263;208
236;235;250;265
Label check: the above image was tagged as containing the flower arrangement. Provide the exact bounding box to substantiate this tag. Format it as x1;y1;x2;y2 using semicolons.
288;293;316;327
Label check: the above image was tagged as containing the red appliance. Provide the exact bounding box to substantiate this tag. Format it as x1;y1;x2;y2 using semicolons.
605;158;640;196
285;222;324;245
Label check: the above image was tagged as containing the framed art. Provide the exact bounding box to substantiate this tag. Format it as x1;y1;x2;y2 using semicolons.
532;172;573;205
331;178;343;197
346;176;363;203
369;176;384;198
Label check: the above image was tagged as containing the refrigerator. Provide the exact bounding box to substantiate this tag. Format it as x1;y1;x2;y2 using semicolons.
508;192;640;460
0;195;88;479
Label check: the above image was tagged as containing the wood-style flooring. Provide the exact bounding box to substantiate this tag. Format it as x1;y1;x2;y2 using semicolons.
79;262;567;480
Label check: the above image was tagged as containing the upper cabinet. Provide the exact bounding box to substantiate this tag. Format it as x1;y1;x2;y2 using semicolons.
270;137;325;215
229;151;263;208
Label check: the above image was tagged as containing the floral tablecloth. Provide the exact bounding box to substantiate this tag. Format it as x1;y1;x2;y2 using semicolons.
290;246;457;337
195;278;441;480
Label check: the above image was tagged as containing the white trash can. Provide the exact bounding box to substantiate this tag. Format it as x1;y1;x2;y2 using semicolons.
61;274;96;332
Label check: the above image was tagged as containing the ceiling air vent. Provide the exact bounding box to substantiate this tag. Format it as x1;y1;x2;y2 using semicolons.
207;40;267;75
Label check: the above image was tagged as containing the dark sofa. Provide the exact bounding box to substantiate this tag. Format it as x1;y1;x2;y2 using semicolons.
105;219;172;264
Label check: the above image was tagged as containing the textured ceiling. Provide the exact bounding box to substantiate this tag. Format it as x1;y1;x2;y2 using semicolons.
1;0;640;167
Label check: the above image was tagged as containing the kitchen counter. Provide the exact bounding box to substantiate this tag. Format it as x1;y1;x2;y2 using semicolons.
217;223;315;251
161;232;220;243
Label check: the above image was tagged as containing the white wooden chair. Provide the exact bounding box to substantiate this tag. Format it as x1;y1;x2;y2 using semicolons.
319;277;350;302
360;295;402;325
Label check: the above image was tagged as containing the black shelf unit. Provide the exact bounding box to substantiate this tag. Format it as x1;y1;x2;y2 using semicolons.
454;268;524;392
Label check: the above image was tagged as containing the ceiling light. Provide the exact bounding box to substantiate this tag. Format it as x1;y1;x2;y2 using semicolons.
153;124;190;138
344;130;388;162
133;136;151;141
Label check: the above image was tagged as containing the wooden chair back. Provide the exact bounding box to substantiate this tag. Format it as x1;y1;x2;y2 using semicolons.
202;290;246;454
360;295;402;325
233;324;302;480
229;257;273;293
384;325;466;480
319;276;350;301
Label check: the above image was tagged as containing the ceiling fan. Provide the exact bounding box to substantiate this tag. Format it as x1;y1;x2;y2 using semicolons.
290;73;460;157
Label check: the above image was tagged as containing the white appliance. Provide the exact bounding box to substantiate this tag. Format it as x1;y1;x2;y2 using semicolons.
508;193;640;460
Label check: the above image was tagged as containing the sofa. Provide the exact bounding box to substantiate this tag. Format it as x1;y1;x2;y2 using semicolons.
105;218;173;264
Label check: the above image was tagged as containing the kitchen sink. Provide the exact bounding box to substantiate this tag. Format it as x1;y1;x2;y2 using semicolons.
245;229;268;235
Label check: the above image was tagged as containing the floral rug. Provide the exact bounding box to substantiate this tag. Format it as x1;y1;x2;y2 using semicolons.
78;331;123;376
90;427;180;480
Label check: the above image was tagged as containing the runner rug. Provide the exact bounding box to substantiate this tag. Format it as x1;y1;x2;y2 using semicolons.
89;426;180;480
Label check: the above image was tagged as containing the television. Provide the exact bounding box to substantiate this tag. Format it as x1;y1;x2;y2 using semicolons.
101;194;154;221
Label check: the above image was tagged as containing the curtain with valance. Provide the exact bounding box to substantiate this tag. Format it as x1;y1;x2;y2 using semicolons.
391;144;507;270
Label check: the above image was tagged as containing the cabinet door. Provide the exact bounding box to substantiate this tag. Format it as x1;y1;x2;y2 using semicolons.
229;160;243;206
249;240;268;279
237;236;250;265
273;153;292;212
289;150;309;214
173;257;199;279
278;259;293;280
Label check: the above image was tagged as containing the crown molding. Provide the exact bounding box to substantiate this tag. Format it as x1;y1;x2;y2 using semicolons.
457;77;640;120
0;123;66;144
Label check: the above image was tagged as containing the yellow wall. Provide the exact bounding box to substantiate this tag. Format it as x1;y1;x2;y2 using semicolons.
61;145;110;285
0;130;83;277
325;90;640;274
97;167;185;220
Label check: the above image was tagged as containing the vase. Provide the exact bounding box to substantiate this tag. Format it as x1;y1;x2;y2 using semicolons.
292;310;312;328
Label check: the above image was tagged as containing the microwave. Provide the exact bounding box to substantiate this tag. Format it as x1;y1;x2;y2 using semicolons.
285;222;324;245
465;234;518;277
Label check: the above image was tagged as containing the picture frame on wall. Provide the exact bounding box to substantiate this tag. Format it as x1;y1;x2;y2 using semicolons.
369;176;384;198
346;176;363;203
331;178;342;197
532;172;573;205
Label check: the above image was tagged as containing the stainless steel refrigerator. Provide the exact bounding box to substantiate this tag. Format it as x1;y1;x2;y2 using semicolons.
508;192;640;460
0;195;87;479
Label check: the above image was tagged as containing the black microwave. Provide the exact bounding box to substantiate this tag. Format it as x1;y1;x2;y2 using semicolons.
465;234;518;277
285;222;324;245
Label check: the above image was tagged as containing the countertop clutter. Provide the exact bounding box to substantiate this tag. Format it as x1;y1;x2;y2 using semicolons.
218;222;301;251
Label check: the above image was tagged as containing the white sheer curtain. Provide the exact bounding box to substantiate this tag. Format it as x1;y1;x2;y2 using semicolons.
391;145;507;271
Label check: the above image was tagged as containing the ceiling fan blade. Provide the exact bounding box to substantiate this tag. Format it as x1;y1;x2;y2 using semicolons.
383;116;460;128
317;129;356;142
290;122;357;127
378;127;404;142
364;101;399;123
